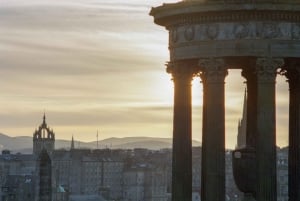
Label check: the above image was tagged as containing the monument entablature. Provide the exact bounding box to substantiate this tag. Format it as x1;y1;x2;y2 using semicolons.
150;2;300;60
151;3;300;25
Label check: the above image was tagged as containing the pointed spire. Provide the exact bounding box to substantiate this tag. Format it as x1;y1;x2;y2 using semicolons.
42;112;47;127
97;130;99;149
71;135;75;150
242;88;247;121
236;88;247;148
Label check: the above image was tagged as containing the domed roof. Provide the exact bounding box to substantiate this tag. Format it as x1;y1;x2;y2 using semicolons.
33;114;55;140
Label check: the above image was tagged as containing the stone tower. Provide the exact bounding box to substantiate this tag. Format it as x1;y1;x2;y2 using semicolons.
39;149;52;201
33;114;55;156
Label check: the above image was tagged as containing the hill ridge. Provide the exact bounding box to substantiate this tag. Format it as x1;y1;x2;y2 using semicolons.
0;133;201;154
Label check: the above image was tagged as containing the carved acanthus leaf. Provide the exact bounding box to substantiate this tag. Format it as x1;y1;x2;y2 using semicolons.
256;58;284;82
199;58;228;83
167;60;199;81
281;59;300;89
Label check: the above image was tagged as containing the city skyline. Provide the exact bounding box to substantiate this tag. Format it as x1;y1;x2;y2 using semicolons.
0;0;289;148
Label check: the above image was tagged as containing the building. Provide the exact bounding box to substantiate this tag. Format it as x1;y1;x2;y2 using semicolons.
51;148;125;200
192;147;201;196
123;167;145;201
144;166;168;201
0;115;290;201
1;175;36;201
277;148;288;201
0;150;37;201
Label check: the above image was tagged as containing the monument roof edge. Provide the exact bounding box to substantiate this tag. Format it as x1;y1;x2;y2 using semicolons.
150;2;300;26
150;2;300;17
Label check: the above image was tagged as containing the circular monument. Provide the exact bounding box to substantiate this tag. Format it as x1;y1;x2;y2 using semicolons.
150;1;300;201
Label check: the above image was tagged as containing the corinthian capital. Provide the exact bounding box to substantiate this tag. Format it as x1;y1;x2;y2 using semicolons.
281;59;300;90
256;58;284;82
198;58;228;83
166;60;199;81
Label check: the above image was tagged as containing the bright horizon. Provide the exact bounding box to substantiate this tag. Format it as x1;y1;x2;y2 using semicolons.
0;0;289;148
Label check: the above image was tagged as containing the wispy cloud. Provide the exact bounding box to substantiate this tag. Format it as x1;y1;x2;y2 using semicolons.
0;0;290;148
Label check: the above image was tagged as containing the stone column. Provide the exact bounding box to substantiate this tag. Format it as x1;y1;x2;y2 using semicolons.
167;61;196;201
255;58;284;201
199;58;227;201
240;66;257;200
283;60;300;201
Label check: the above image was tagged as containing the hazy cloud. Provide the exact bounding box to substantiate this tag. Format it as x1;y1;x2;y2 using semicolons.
0;0;290;148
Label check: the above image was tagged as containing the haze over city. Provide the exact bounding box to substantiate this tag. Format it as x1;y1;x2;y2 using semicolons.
0;0;289;148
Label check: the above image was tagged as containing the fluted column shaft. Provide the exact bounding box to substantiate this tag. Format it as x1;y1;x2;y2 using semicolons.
199;58;227;201
255;58;283;201
284;61;300;201
168;61;195;201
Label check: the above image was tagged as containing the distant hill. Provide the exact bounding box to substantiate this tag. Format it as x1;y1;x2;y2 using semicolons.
0;133;201;154
0;133;33;152
95;137;201;149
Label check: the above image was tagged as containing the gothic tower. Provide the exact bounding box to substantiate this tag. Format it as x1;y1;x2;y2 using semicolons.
33;114;55;156
39;149;52;201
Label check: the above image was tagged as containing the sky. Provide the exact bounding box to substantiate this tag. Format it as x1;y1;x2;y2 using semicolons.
0;0;289;148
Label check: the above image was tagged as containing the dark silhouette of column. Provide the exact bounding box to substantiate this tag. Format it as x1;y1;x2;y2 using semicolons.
167;61;196;201
283;60;300;201
237;65;258;201
199;58;227;201
255;58;283;201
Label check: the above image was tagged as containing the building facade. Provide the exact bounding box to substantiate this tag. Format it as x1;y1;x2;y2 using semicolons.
0;116;290;201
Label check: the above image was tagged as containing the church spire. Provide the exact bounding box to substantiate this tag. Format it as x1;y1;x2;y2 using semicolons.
242;88;247;122
71;135;75;150
42;112;47;127
236;88;247;148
